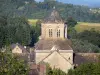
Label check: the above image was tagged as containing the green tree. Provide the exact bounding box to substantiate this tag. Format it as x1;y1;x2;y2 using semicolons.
0;52;29;75
67;27;77;39
76;30;100;47
46;63;66;75
3;16;31;46
71;39;100;53
0;0;32;48
68;63;100;75
30;20;41;46
66;17;77;27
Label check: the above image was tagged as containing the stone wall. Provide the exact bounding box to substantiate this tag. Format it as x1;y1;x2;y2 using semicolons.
35;50;50;64
77;53;100;58
41;23;66;39
77;53;100;61
35;50;74;73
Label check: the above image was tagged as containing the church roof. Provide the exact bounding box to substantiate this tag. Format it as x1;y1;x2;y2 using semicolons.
42;8;63;23
35;39;72;50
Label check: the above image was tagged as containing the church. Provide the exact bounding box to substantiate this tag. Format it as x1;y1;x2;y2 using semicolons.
34;7;74;73
10;7;100;74
34;7;100;73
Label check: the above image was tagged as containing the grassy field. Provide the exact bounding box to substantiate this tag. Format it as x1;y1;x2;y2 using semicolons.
75;22;100;32
28;19;38;26
28;20;100;32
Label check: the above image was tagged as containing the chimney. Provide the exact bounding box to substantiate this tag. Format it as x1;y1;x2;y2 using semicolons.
38;64;46;75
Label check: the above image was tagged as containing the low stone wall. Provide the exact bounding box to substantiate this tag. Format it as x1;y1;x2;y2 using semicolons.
76;53;100;62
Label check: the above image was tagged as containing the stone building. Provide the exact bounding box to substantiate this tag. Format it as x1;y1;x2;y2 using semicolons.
11;43;28;54
35;8;74;73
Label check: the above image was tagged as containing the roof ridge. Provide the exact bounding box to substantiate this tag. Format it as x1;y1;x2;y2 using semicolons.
42;8;63;23
38;51;54;64
58;52;73;65
38;51;73;66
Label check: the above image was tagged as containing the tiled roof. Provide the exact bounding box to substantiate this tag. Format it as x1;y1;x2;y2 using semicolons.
11;43;29;53
35;39;72;50
42;8;63;23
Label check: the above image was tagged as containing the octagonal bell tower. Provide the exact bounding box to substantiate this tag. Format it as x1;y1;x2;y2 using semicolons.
41;7;67;39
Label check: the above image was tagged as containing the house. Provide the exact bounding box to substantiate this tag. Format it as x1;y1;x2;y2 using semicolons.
11;43;28;54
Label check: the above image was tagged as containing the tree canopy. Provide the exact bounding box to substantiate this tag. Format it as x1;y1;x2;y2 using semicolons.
8;0;100;23
0;52;29;75
68;63;100;75
46;64;67;75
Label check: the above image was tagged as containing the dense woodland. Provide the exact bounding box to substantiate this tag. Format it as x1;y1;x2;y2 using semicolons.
0;0;41;48
1;0;100;22
12;0;100;22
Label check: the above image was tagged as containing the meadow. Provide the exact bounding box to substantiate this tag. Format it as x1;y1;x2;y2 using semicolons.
28;19;38;26
28;19;100;32
75;22;100;32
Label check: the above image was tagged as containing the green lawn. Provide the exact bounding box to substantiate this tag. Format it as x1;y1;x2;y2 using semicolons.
75;22;100;32
28;19;38;26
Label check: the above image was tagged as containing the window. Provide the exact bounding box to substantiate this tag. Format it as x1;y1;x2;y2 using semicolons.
49;29;52;37
59;29;60;37
57;29;60;37
57;30;59;37
68;57;70;60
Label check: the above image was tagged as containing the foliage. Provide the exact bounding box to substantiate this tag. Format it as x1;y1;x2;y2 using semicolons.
46;63;67;75
0;52;29;75
68;27;77;39
66;17;77;27
68;63;100;75
0;0;32;48
30;20;41;46
68;27;100;53
1;0;100;22
71;39;100;53
76;30;100;47
10;0;100;23
68;25;100;53
0;16;32;48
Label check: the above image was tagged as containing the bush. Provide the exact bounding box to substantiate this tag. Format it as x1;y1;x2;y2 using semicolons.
68;63;100;75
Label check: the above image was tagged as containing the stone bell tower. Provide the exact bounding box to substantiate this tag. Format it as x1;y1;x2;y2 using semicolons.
35;7;73;73
41;7;67;39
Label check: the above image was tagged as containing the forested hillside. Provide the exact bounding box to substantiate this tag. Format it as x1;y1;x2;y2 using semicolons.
8;0;100;23
0;0;41;48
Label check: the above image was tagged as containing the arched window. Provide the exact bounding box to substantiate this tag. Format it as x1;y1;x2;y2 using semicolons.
57;29;60;37
49;29;52;37
59;29;60;37
57;30;59;37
